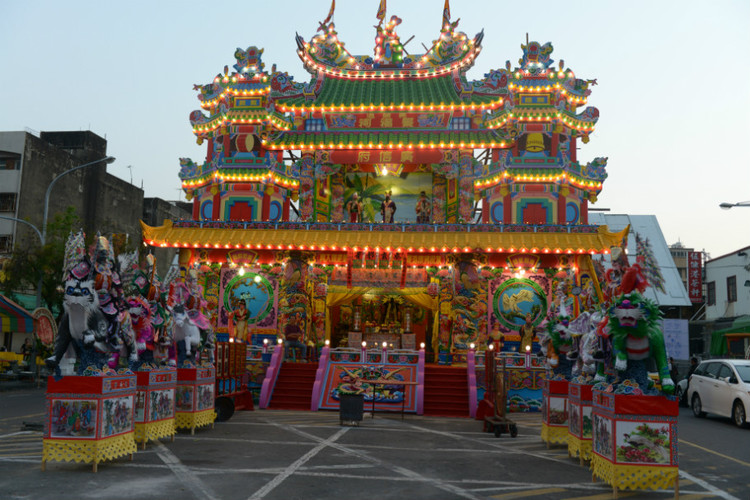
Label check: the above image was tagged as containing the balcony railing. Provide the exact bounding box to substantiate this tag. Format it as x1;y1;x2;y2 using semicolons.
172;219;600;234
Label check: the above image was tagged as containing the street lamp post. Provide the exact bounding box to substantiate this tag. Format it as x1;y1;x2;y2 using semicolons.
41;155;116;244
719;201;750;210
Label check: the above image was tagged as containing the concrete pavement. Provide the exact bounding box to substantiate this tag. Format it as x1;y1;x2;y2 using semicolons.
0;386;740;499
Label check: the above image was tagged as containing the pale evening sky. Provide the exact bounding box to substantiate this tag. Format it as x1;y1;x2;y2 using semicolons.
1;0;748;259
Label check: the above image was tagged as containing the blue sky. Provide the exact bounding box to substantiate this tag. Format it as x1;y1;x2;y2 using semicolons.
1;0;748;258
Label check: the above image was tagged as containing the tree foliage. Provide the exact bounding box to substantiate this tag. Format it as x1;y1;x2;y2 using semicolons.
0;207;81;315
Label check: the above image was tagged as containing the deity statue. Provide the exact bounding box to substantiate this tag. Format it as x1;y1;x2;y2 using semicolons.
380;191;397;223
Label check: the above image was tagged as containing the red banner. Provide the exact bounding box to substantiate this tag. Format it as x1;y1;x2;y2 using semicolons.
687;251;703;303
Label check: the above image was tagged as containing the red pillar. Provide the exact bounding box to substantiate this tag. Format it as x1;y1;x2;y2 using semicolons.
261;185;271;222
212;187;221;220
557;190;566;224
503;191;512;224
192;197;200;220
551;133;559;157
581;198;589;224
482;194;490;224
223;134;231;159
206;138;214;163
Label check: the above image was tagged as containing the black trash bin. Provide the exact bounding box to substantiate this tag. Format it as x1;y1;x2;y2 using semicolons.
339;393;364;426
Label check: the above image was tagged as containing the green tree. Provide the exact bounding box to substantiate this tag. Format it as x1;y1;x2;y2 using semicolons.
0;207;81;315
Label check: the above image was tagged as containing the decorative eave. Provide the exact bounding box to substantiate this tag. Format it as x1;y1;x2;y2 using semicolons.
274;74;501;111
142;220;626;255
262;130;509;151
474;168;604;193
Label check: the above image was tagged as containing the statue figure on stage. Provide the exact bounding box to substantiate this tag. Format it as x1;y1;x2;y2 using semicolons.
415;191;431;223
229;299;249;342
381;191;396;223
518;313;535;353
346;192;362;223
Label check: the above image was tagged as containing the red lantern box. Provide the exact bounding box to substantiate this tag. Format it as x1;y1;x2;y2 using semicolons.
541;378;569;446
567;381;594;463
175;366;216;434
42;374;137;472
591;388;679;495
134;368;177;448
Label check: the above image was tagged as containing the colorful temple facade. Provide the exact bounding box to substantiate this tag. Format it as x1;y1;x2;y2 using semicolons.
142;4;624;360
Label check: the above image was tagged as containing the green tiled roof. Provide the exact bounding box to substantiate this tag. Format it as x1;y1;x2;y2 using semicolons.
268;130;507;148
275;75;498;107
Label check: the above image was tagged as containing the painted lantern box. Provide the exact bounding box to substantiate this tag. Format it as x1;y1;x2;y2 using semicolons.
43;374;137;472
591;389;679;493
541;378;568;445
176;366;217;434
134;368;177;447
567;381;593;462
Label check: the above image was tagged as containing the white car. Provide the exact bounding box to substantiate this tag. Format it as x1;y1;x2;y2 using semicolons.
687;359;750;427
674;378;689;406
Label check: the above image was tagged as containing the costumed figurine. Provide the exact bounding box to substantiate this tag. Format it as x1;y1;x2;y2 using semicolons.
133;254;175;366
380;191;396;223
91;235;138;370
46;232;117;375
346;192;362;223
518;313;536;353
127;295;156;366
167;268;214;366
415;191;431;223
539;303;574;377
608;264;674;394
229;299;249;342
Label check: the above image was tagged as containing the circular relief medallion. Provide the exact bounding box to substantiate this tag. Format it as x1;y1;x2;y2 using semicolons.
224;273;274;323
493;278;547;330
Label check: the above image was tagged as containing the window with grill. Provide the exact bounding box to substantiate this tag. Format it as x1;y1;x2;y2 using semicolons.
727;275;737;303
707;281;715;306
0;159;17;169
0;193;17;212
305;119;325;132
450;117;471;130
0;235;12;253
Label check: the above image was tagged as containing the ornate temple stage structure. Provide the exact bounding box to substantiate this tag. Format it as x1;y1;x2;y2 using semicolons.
142;2;620;408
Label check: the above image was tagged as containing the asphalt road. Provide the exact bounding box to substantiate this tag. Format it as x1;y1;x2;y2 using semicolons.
0;386;748;500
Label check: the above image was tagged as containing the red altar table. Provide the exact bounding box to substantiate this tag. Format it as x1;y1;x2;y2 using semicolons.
567;381;593;463
134;368;177;448
591;388;679;496
175;366;216;434
541;378;569;446
42;374;137;472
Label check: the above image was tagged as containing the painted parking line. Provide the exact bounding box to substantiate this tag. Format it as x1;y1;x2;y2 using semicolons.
563;492;638;500
679;438;750;468
490;487;567;498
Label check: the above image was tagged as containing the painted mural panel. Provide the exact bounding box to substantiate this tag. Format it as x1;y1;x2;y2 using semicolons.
49;399;98;439
342;171;432;223
100;396;134;438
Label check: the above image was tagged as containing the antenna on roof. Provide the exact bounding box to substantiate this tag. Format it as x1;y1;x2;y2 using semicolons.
526;33;529;44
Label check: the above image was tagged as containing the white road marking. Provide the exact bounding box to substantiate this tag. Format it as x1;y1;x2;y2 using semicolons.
678;470;741;500
154;442;220;500
246;426;350;500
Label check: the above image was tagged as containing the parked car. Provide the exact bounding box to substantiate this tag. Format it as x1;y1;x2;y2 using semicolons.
687;359;750;427
674;378;689;407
